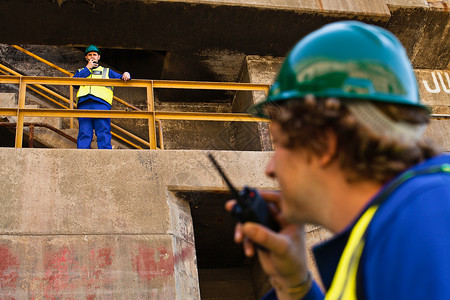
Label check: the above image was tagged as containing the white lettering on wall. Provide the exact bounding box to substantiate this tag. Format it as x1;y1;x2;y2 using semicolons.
422;71;450;94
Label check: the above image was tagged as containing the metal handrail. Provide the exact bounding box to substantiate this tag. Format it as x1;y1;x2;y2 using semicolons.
6;45;146;148
11;45;73;76
4;43;269;149
0;75;270;149
11;45;141;111
0;122;77;147
0;63;150;149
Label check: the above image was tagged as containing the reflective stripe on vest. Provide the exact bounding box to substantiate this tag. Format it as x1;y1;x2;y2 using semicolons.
325;206;378;300
325;163;450;300
76;66;114;105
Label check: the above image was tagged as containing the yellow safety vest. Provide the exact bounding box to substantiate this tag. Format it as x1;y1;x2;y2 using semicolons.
76;66;114;105
325;206;378;300
325;163;450;300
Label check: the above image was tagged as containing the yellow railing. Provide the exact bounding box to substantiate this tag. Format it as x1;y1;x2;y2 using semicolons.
0;63;151;149
11;45;141;111
7;45;150;149
0;75;270;149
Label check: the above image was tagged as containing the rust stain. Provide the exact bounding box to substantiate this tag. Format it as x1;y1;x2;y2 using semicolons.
427;0;449;11
90;247;113;270
87;247;115;298
0;246;19;295
0;245;118;298
132;246;175;281
44;247;80;299
317;0;324;10
174;245;194;265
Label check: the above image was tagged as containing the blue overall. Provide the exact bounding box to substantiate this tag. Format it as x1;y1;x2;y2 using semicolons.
73;66;126;149
262;153;450;300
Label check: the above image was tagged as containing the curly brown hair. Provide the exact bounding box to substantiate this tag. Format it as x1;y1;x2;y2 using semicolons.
264;97;440;183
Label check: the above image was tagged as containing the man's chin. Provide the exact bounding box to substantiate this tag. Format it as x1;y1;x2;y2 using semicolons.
283;206;308;225
283;209;299;224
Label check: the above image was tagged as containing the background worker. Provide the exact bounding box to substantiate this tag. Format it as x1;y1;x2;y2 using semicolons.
226;21;450;299
73;45;131;149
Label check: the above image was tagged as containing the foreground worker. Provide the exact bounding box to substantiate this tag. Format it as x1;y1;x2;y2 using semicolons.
226;21;450;299
73;45;131;149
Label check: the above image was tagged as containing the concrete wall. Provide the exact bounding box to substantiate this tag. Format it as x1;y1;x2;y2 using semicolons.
239;55;450;152
0;149;277;298
417;69;450;151
0;0;448;69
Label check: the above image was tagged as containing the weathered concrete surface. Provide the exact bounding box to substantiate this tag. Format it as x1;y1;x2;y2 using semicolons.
163;0;391;17
426;119;450;150
0;148;335;298
240;55;450;152
417;69;450;109
155;101;236;150
0;149;277;298
386;0;450;69
233;55;283;151
0;0;448;72
417;69;450;151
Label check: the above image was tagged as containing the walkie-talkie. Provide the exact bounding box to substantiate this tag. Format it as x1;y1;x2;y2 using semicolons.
208;153;279;232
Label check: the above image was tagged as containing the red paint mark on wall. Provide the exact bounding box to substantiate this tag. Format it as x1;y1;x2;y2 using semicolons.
0;245;19;297
44;246;80;299
87;247;114;299
89;247;113;275
174;245;194;265
132;246;174;281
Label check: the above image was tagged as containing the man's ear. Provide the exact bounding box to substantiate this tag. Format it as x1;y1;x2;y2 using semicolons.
320;129;337;167
97;55;101;61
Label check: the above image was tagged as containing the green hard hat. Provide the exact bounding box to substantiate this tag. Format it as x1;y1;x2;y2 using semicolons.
252;21;423;117
85;44;101;55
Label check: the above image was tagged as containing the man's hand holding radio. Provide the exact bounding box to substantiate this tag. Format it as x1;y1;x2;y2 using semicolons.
86;58;98;69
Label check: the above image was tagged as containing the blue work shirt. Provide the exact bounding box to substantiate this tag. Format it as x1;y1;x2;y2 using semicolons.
263;153;450;300
73;66;126;108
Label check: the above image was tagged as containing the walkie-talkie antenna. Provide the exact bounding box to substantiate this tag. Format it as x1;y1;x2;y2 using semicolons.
208;153;242;202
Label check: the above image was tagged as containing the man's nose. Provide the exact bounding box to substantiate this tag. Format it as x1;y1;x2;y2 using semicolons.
265;156;276;179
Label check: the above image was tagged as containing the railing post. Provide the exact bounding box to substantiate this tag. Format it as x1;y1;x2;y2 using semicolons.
15;77;26;148
28;124;34;148
69;85;74;129
156;119;164;150
147;81;157;149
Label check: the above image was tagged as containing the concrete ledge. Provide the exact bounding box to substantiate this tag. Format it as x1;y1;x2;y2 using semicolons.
0;149;275;235
158;0;391;17
0;149;276;297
